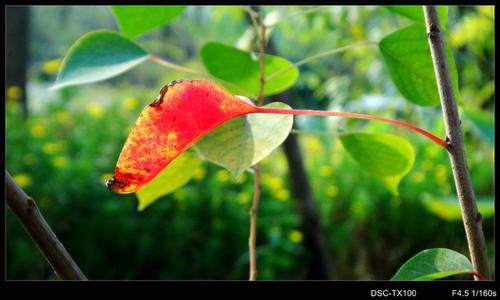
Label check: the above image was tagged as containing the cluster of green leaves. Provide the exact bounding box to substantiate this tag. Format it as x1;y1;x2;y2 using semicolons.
46;5;493;280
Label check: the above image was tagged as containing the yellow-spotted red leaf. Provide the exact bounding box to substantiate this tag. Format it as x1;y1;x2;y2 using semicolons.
107;79;259;194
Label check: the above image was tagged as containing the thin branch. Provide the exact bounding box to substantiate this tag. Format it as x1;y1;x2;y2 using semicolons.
265;40;377;81
257;20;267;105
423;6;490;280
248;163;261;281
248;8;267;281
148;54;258;99
6;170;87;280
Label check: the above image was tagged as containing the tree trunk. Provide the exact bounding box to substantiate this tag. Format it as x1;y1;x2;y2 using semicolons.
6;6;30;118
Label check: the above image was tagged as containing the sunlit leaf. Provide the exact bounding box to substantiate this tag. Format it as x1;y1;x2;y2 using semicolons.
421;194;494;221
194;102;293;177
379;24;462;106
111;6;186;39
386;6;448;26
136;152;201;211
463;107;494;146
339;132;415;195
200;42;299;97
51;30;149;90
391;248;473;280
107;80;260;194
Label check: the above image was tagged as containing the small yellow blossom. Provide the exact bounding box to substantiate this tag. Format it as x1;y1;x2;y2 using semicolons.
412;171;425;183
422;159;434;171
288;230;303;244
237;192;251;205
266;177;284;190
275;188;290;201
13;173;32;188
42;58;62;75
55;111;71;124
86;102;104;119
123;97;138;110
304;136;324;155
326;185;339;197
51;156;69;169
319;165;333;177
30;123;47;138
435;164;449;186
234;172;247;184
42;142;63;155
215;169;231;183
193;167;206;180
7;86;22;101
424;147;438;159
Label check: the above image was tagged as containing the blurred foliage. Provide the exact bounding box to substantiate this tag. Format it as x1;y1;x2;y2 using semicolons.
7;5;494;280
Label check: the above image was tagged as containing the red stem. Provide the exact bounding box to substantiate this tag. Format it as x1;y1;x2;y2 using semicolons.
469;271;487;281
255;107;448;149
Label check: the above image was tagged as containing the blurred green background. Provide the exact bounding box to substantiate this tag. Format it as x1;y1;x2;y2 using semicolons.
6;6;494;280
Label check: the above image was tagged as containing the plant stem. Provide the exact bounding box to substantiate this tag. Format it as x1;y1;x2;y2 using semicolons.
265;40;377;81
248;9;266;281
257;19;266;105
149;54;258;99
249;163;260;281
423;6;490;280
5;170;87;280
256;107;448;148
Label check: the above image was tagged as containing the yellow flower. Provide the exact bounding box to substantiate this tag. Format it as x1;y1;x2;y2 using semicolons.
86;102;104;119
42;142;63;155
193;167;206;180
234;172;247;184
266;176;284;190
13;173;32;189
288;230;303;244
30;123;47;138
7;86;22;101
42;58;62;75
55;111;71;124
51;156;69;169
326;185;339;197
123;97;138;110
237;192;251;205
304;136;324;155
215;169;230;183
412;171;425;183
319;165;333;177
424;147;438;159
422;159;434;171
275;188;290;201
435;164;448;186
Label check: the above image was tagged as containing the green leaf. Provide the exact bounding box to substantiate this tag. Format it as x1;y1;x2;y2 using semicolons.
386;6;448;26
463;107;494;145
194;102;293;177
111;6;186;39
51;30;149;90
200;42;299;97
421;194;494;221
391;248;473;280
379;24;462;107
339;133;415;195
136;152;201;211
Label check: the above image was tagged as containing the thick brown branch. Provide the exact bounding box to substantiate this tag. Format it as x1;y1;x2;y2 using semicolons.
6;170;87;280
423;6;490;280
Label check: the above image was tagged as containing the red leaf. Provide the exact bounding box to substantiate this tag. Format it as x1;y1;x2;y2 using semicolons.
107;79;258;194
